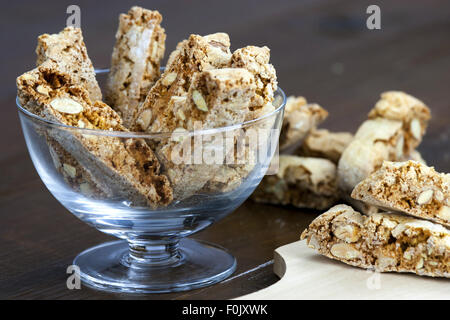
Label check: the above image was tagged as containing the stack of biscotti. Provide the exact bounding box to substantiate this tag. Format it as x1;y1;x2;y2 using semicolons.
301;203;449;278
301;159;449;278
17;6;281;204
17;59;172;207
111;9;279;200
125;32;278;200
299;105;448;278
252;91;432;213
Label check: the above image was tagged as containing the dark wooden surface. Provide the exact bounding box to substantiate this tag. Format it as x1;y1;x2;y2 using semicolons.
1;0;449;300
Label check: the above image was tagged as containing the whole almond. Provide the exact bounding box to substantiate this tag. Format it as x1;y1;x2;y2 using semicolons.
50;98;83;114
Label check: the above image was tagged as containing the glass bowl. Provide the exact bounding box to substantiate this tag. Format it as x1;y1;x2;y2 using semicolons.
16;69;286;293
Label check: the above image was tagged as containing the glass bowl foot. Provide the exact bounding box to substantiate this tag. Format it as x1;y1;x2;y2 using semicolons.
73;238;236;293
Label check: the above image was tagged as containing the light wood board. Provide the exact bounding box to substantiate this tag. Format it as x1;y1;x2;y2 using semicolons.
237;240;450;300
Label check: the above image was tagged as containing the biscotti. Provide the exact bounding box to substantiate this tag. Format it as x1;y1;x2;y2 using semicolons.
352;160;450;227
36;26;106;197
134;33;233;132
105;6;166;127
368;91;430;153
296;129;353;164
337;92;431;212
231;45;278;120
17;60;173;207
252;155;339;210
279;96;328;151
152;67;256;132
154;68;257;200
301;204;450;278
36;26;102;102
46;136;106;198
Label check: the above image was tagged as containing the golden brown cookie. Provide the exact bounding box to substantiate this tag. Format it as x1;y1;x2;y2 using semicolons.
301;204;450;278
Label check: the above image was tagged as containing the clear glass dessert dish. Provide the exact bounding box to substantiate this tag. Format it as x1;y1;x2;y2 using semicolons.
16;70;286;293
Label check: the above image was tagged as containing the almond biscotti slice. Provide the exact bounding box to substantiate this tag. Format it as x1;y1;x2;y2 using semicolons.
150;68;256;132
231;46;278;120
368;91;430;154
301;204;450;278
338;118;404;194
338;92;430;198
154;68;256;200
296;129;353;164
17;61;172;207
36;27;106;194
46;137;106;198
36;26;101;102
105;6;166;127
279;96;328;152
337;118;406;215
252;155;339;210
352;161;450;227
134;33;233;132
196;46;279;192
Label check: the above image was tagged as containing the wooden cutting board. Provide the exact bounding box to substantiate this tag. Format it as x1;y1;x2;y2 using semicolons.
237;240;450;300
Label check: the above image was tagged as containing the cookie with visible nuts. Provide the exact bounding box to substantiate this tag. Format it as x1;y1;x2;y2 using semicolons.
337;92;430;213
231;46;278;120
17;60;173;207
279;96;328;152
352;160;450;228
151;67;256;132
252;155;339;210
153;68;257;200
368;91;431;154
134;33;233;132
296;129;353;164
36;26;102;102
47;137;106;198
196;46;279;193
36;26;111;199
105;6;166;127
301;204;450;278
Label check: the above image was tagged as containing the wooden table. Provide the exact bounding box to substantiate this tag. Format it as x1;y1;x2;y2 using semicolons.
1;0;449;300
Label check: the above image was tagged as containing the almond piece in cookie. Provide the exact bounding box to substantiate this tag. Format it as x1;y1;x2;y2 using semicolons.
301;204;450;278
352;160;450;228
17;60;173;207
252;155;339;210
36;26;102;102
105;6;166;127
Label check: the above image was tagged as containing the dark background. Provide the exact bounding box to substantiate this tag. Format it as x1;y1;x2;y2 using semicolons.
0;0;449;299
